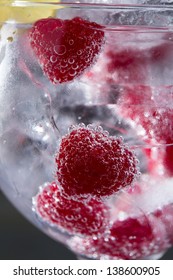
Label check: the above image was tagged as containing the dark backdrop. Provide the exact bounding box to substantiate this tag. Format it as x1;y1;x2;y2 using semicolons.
0;191;173;260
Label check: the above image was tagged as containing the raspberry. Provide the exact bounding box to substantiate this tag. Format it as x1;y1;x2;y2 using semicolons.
118;85;173;175
106;48;148;85
55;125;139;198
163;145;173;176
118;85;153;127
83;46;149;90
119;86;173;143
143;105;173;176
70;216;159;260
150;40;173;64
103;40;173;86
144;108;173;144
29;17;104;84
144;144;173;177
33;181;109;236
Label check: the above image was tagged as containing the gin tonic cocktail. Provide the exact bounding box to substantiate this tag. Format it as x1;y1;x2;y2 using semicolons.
1;1;173;260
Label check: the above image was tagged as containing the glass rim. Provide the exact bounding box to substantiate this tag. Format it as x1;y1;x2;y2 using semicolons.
1;1;173;10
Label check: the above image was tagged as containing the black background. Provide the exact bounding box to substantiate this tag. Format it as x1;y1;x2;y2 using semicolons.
0;191;173;260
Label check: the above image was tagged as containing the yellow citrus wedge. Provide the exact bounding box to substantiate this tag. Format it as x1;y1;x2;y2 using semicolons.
0;0;61;23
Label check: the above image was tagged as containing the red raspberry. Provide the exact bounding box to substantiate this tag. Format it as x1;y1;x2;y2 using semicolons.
29;17;104;84
119;86;173;142
103;39;173;86
55;125;139;198
163;145;173;176
106;48;149;85
144;144;173;177
70;216;159;260
118;85;173;175
144;147;165;176
33;182;109;236
143;108;173;176
68;177;172;259
150;40;173;64
143;104;173;176
144;108;173;144
83;46;149;90
118;85;153;126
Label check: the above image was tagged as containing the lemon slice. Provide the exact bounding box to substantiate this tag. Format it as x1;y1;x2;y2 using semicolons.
0;0;61;23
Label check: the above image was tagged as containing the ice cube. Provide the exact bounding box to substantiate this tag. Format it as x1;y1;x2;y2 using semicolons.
112;175;173;221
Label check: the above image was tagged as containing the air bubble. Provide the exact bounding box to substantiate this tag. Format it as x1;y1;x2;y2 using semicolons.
60;69;66;74
69;69;76;77
32;197;36;206
87;124;95;130
103;130;109;137
53;77;59;83
54;45;66;55
85;57;91;63
69;39;74;46
72;64;79;70
55;21;63;29
61;60;68;68
65;215;74;221
50;55;57;63
68;58;75;64
78;123;85;128
68;125;76;133
96;126;103;133
118;136;124;142
77;50;83;56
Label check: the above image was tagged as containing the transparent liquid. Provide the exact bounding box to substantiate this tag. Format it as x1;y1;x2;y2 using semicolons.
1;14;173;259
